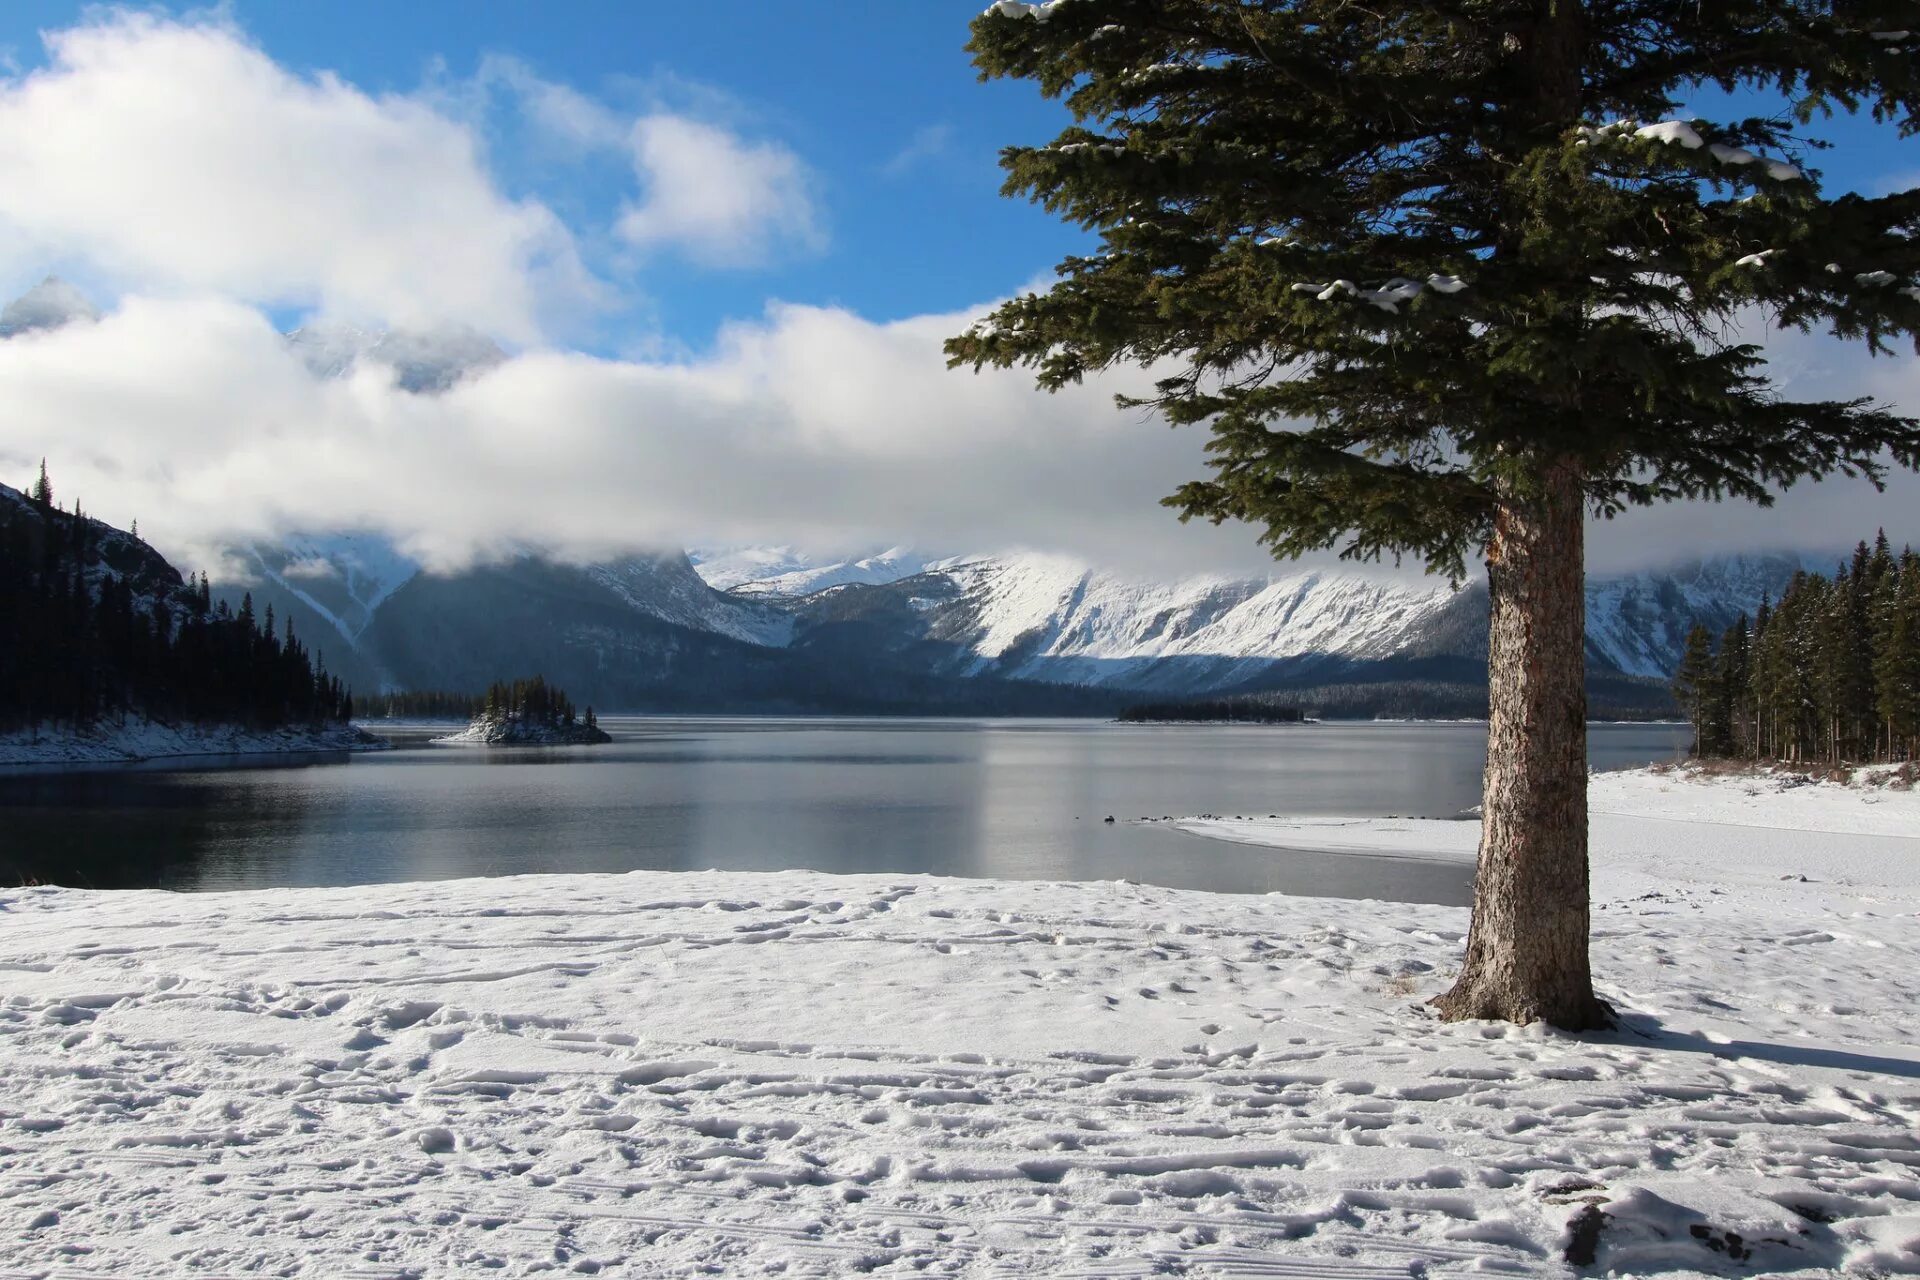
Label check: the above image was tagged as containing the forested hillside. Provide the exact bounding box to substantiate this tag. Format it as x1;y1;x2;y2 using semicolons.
0;472;350;733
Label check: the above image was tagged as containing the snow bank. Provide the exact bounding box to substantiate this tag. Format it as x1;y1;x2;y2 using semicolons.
435;717;612;746
0;719;386;767
3;767;1917;1274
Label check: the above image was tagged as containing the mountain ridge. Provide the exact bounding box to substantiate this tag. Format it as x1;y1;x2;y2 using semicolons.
213;532;1821;715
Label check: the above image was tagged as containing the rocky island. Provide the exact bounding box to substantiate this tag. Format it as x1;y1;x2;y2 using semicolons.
438;676;611;746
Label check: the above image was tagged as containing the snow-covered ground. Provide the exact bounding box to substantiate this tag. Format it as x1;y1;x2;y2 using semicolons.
2;767;1916;1276
0;719;386;767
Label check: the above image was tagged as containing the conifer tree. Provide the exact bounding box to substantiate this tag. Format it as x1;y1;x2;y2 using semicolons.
1673;624;1720;754
950;0;1920;1028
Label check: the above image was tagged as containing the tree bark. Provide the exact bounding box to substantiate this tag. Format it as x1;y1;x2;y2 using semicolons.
1433;459;1612;1031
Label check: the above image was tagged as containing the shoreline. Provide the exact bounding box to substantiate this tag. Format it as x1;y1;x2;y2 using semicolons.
5;770;1917;1275
0;720;390;771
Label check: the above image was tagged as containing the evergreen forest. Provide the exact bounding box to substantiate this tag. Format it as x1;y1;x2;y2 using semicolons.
1118;698;1304;724
481;675;598;733
1673;534;1920;764
354;690;488;720
0;470;351;734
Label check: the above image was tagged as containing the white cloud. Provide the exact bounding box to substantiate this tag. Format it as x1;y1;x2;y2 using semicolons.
0;290;1264;578
0;14;1908;586
281;557;341;581
0;12;595;340
5;291;1912;587
466;55;828;269
616;115;825;266
883;123;954;176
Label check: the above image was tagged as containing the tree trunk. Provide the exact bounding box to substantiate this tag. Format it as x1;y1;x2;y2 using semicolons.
1434;459;1612;1030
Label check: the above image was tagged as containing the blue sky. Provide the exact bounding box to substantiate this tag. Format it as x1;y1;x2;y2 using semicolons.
0;2;1915;574
0;1;1091;351
1;2;1903;353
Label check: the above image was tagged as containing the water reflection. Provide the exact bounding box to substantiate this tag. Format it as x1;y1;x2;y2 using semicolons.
0;719;1689;903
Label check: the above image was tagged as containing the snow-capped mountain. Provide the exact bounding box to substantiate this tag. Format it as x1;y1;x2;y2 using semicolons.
285;321;505;393
216;529;1819;711
873;553;1465;693
237;534;419;647
768;548;1815;696
0;276;99;338
689;546;933;596
712;547;934;599
587;553;794;647
235;537;790;657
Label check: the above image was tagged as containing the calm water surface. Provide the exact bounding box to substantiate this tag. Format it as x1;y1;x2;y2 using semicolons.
0;719;1689;904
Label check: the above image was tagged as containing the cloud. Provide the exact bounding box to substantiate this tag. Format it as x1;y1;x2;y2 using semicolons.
615;115;825;266
5;290;1913;587
0;290;1264;578
0;13;1909;586
281;557;341;581
882;123;954;177
0;12;595;341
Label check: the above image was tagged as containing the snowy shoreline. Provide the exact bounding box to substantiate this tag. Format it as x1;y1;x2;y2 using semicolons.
2;766;1916;1275
0;719;389;769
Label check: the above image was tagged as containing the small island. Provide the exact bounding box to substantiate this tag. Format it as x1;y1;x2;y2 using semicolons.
439;676;611;746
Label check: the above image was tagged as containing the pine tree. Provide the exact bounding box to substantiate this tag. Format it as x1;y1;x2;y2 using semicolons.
1876;551;1920;760
950;1;1920;1029
1673;624;1720;755
30;459;51;508
1714;617;1751;758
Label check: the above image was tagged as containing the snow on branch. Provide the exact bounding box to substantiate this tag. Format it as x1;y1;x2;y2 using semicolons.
984;0;1070;19
1290;275;1468;313
1575;119;1803;182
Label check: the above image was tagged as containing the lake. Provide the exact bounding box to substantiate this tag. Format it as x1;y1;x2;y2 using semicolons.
0;718;1690;903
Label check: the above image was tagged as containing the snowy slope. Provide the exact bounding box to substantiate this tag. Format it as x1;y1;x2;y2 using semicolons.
921;553;1461;692
587;552;794;647
762;549;1818;695
0;481;189;616
218;528;1821;703
686;545;823;592
0;720;384;766
4;774;1917;1275
729;547;933;599
239;533;421;649
690;545;933;596
1585;552;1821;677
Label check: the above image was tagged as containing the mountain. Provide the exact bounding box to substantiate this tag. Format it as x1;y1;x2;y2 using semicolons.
698;546;934;599
766;550;1812;700
1;479;184;613
0;276;99;338
865;553;1466;693
1584;552;1826;677
0;480;352;740
587;553;793;646
215;532;1816;715
285;322;506;393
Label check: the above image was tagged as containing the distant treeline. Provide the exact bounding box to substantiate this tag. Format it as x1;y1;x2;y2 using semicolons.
353;690;487;720
1119;698;1304;723
1;467;350;733
1673;533;1920;764
1120;675;1675;724
483;675;597;732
